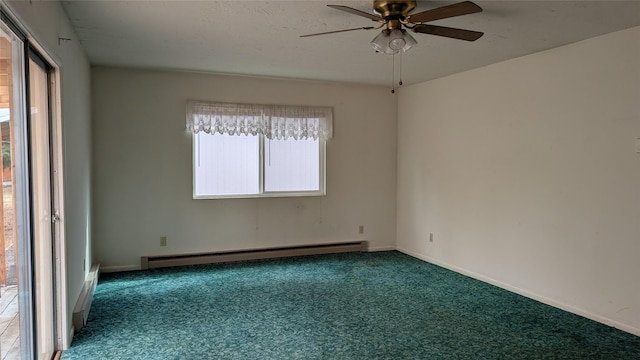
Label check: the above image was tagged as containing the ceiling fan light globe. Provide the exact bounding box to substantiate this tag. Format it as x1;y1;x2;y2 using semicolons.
370;30;394;54
401;31;417;52
389;38;406;50
389;29;406;50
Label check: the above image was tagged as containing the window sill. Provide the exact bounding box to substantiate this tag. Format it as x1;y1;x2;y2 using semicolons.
193;191;326;200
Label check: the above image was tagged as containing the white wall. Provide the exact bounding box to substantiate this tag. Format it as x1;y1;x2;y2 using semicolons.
5;0;92;347
397;26;640;335
92;67;397;269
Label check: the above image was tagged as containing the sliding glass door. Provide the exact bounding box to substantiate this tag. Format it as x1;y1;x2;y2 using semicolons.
0;15;58;360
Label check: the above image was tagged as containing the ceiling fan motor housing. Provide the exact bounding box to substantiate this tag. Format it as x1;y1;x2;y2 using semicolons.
373;0;417;18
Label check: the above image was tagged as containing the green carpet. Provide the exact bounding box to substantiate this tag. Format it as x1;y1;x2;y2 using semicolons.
62;251;640;359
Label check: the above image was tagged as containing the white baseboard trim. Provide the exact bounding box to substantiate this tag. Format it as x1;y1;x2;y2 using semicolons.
397;247;640;337
100;265;141;273
368;245;396;252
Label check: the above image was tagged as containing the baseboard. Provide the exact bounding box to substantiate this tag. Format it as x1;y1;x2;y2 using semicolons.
397;247;640;337
100;265;141;273
368;245;395;252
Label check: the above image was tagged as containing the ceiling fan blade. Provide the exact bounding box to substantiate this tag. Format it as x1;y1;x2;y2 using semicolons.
327;5;383;21
300;26;376;38
413;24;484;41
408;1;482;23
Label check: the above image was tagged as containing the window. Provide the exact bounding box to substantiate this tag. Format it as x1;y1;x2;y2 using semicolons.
188;101;332;199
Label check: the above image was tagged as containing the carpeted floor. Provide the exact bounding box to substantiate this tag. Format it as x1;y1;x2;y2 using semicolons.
62;251;640;359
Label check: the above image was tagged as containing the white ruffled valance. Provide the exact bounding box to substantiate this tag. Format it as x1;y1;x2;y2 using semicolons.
186;100;333;141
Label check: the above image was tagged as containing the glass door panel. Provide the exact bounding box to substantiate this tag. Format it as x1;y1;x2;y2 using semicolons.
0;24;24;360
28;56;54;360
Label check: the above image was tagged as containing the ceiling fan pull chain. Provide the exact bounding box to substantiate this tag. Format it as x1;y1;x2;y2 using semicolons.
399;51;403;86
391;52;396;94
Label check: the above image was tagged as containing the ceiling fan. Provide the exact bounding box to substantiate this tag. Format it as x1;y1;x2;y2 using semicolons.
301;0;484;54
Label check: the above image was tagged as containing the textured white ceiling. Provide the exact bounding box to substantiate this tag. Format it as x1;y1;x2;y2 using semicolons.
61;0;640;86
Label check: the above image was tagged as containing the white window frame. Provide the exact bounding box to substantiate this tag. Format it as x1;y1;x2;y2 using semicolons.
192;133;326;199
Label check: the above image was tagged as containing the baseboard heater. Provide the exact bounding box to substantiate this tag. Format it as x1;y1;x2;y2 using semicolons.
72;264;100;332
141;241;368;270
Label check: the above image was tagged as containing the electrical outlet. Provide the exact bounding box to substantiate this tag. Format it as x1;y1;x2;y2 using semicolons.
160;236;167;246
429;233;434;242
359;225;364;234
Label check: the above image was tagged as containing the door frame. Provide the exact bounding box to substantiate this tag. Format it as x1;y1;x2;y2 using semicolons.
42;49;67;352
26;41;68;352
